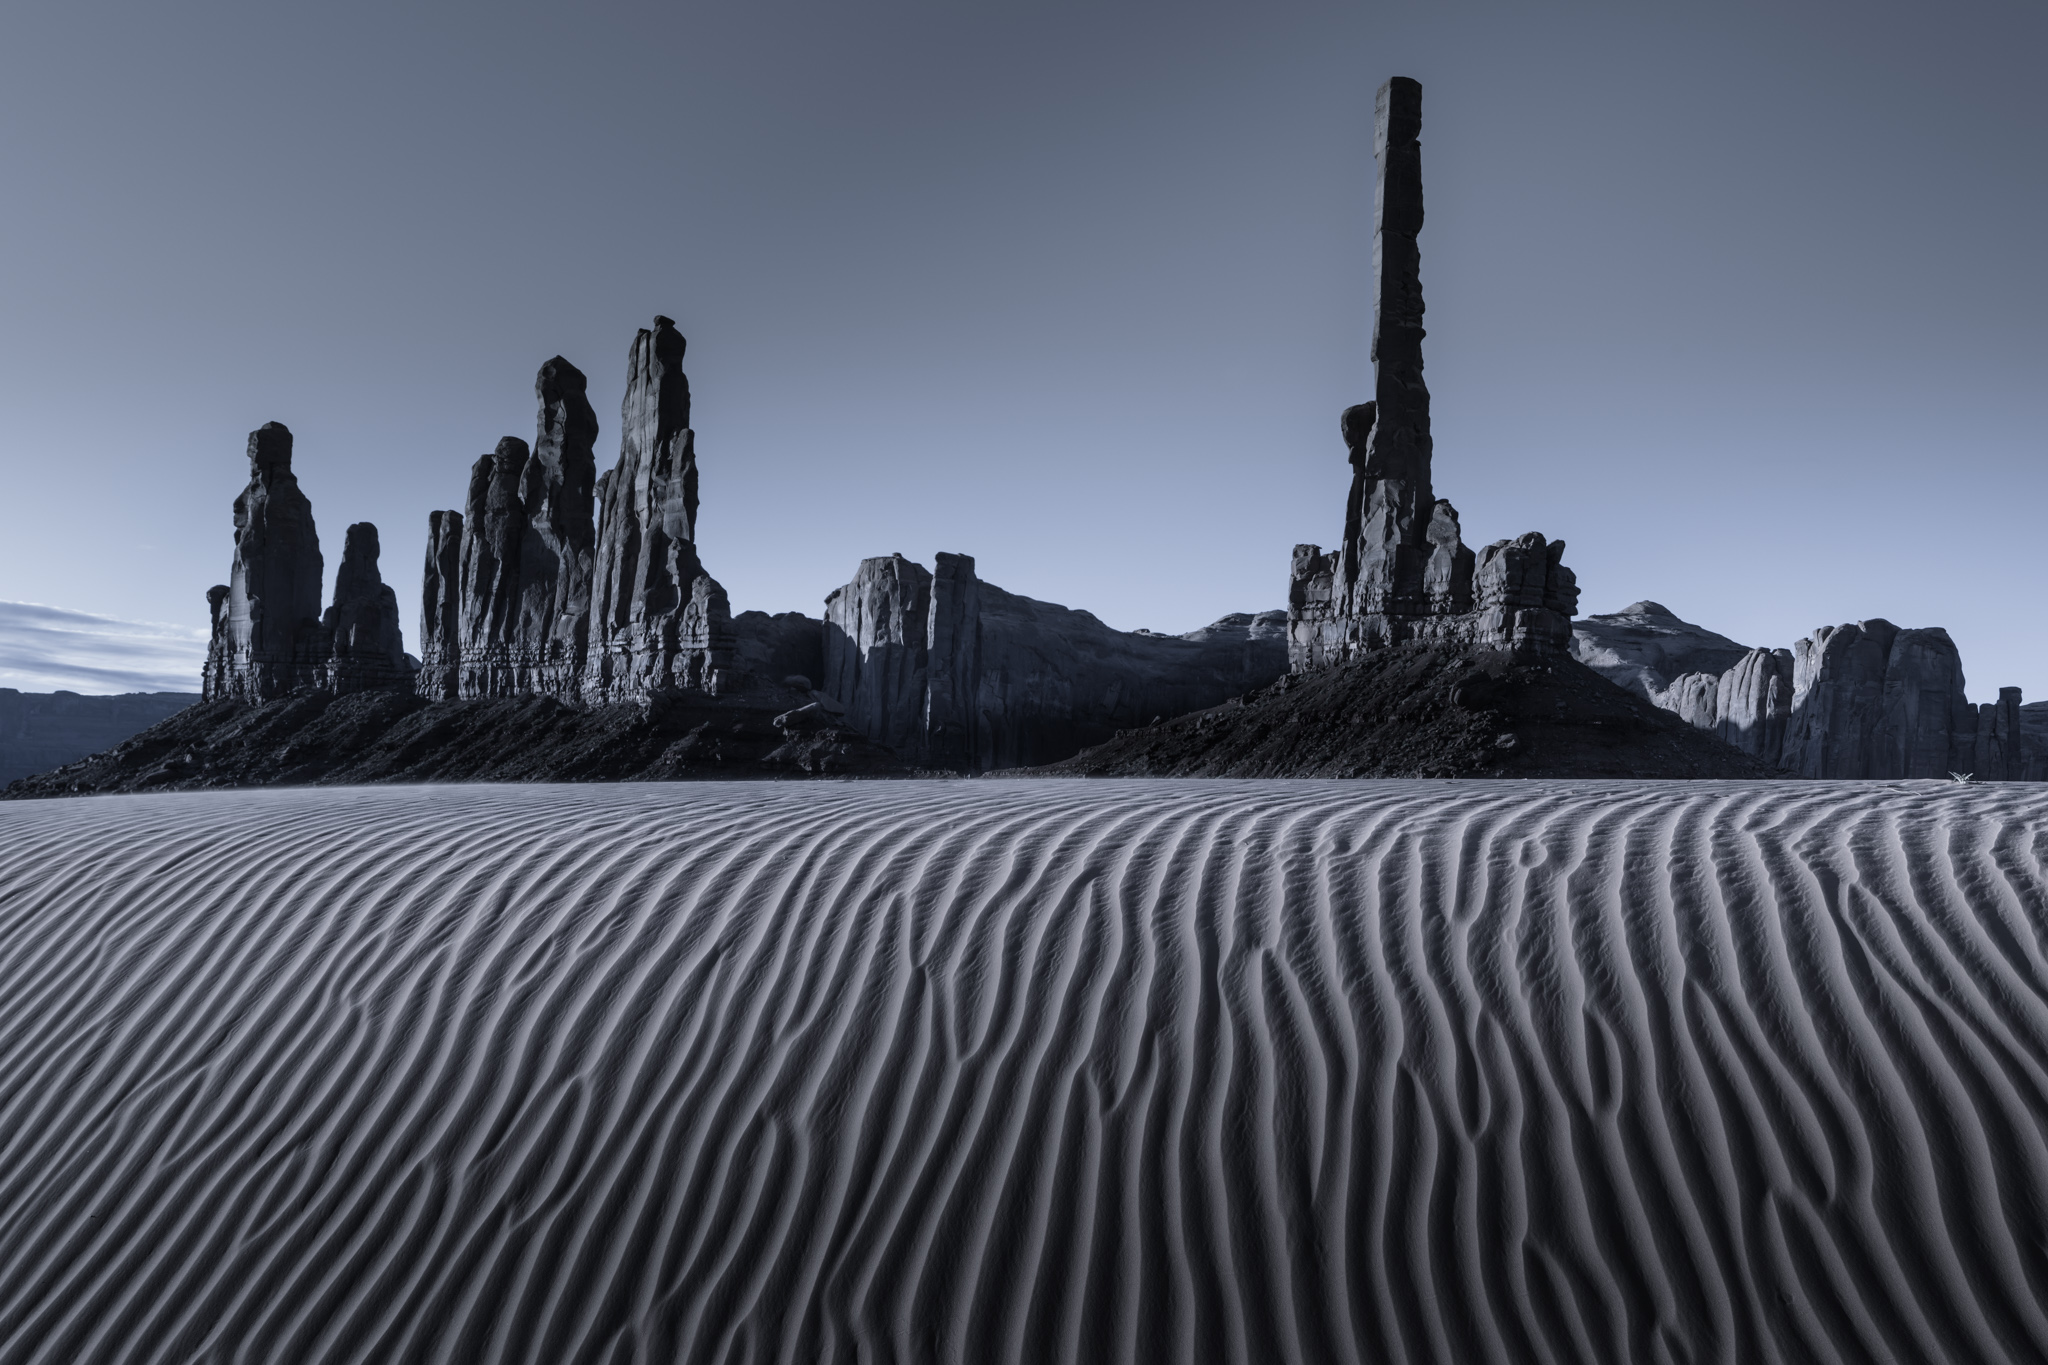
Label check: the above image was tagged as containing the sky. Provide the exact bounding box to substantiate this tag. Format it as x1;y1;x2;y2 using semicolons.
1;0;2042;698
0;603;206;694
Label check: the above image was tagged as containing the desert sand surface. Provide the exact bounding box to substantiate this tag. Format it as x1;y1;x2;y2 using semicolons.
0;779;2044;1364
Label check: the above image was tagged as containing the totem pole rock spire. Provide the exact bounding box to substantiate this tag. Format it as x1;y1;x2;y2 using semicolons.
1365;75;1430;492
1289;77;1577;669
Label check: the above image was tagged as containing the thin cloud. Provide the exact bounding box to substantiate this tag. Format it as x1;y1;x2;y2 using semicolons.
0;602;207;695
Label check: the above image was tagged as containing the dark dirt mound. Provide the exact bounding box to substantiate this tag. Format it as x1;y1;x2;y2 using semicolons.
3;684;906;797
1030;645;1781;779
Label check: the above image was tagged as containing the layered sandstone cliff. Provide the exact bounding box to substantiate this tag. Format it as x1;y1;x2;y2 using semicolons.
1574;602;2037;779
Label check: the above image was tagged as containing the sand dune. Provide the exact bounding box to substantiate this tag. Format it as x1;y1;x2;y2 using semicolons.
0;780;2044;1364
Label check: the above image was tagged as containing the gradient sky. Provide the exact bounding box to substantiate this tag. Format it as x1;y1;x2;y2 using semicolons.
3;0;2042;698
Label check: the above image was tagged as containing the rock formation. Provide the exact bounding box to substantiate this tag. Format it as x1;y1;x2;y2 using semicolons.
1574;603;2038;779
1712;646;1795;762
824;552;1290;770
455;435;534;696
442;359;601;699
202;423;330;701
1568;601;1752;706
1776;622;1974;779
323;523;410;693
417;509;463;700
2023;703;2048;781
585;317;735;702
1288;78;1576;670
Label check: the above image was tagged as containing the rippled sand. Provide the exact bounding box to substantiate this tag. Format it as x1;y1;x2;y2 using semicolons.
1;780;2044;1364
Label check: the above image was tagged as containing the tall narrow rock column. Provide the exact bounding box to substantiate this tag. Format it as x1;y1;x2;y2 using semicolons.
1346;75;1435;619
585;317;734;701
417;510;463;700
202;422;327;701
521;357;599;695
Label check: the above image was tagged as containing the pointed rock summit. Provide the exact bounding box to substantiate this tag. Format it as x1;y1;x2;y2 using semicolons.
1289;77;1576;668
585;316;734;701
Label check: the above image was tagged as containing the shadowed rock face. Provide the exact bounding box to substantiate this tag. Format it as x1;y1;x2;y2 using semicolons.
1289;78;1575;669
824;552;1290;771
584;317;734;702
442;358;604;700
323;523;410;694
203;423;328;701
524;357;599;692
417;509;463;700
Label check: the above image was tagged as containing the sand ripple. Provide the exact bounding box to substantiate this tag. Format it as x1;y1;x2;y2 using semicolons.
0;780;2045;1364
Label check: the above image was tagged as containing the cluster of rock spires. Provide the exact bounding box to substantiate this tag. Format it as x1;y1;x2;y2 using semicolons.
202;425;408;700
196;315;1287;774
416;321;734;704
1572;602;2045;780
1287;78;1578;670
151;75;2037;789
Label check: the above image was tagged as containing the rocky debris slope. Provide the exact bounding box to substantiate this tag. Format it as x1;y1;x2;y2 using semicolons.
0;690;199;787
823;551;1289;770
1033;645;1779;779
1288;78;1577;668
3;678;902;796
1575;602;2039;780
